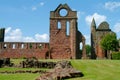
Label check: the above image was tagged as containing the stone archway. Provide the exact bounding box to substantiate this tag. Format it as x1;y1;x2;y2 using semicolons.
45;52;49;59
77;31;86;59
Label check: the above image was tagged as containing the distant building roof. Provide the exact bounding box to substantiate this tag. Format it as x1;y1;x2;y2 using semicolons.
97;21;110;30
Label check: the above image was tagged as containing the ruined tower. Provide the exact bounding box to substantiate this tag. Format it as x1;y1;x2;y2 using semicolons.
0;28;5;42
50;4;86;59
91;18;96;59
91;19;115;59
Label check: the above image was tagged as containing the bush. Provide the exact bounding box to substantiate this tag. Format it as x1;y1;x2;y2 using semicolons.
112;52;120;60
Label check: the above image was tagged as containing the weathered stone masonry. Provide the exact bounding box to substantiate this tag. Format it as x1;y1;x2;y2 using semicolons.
0;4;86;59
0;42;49;59
50;4;86;59
91;18;115;59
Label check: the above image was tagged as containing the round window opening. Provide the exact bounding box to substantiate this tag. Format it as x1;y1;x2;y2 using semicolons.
59;9;68;17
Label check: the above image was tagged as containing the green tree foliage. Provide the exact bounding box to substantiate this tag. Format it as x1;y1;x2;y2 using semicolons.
29;43;32;49
85;44;91;55
112;52;120;60
100;33;118;51
118;39;120;48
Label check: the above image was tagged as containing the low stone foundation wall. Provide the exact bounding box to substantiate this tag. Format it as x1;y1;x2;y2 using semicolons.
19;58;56;68
0;70;46;74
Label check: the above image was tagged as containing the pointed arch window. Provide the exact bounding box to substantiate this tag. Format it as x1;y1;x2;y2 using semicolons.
66;21;70;36
57;21;61;29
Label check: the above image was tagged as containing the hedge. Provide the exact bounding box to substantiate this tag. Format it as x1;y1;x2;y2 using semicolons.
112;52;120;60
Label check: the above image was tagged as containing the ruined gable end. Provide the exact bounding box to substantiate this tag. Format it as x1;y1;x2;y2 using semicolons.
50;4;86;59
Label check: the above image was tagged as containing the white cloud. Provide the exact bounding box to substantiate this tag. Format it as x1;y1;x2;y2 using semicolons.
72;10;84;20
32;6;37;11
84;35;90;45
77;11;81;19
5;27;49;42
31;2;44;11
113;22;120;39
113;22;120;33
10;29;22;36
5;27;22;42
85;13;107;26
5;27;11;34
72;8;85;20
39;2;44;6
113;22;120;38
35;33;49;42
23;37;36;42
105;2;120;11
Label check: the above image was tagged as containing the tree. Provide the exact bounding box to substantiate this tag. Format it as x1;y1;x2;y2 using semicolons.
100;33;119;58
100;33;118;51
118;38;120;48
85;44;91;56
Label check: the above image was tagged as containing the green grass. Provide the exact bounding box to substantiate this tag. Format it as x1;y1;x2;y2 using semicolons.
0;67;47;71
0;73;40;80
11;58;25;65
68;60;120;80
0;67;47;80
0;60;120;80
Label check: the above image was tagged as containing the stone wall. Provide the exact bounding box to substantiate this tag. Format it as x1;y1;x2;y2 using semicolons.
0;4;86;59
0;28;5;42
91;19;115;59
0;42;49;59
50;4;86;59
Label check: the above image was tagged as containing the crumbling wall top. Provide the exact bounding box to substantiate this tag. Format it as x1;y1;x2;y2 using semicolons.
50;4;77;19
97;21;110;30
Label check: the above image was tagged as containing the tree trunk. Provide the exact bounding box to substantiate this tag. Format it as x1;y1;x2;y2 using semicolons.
107;50;111;59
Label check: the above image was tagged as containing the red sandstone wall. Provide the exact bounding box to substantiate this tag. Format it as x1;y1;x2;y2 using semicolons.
0;42;49;59
96;45;105;59
50;4;78;59
50;21;71;59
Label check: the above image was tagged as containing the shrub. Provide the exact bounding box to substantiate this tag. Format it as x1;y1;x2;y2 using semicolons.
112;52;120;60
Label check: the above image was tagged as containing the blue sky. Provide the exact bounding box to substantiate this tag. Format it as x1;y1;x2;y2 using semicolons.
0;0;120;44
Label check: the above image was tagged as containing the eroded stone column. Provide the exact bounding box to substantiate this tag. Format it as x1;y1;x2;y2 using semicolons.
82;37;86;59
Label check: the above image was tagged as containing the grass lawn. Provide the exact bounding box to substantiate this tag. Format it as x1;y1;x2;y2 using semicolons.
68;60;120;80
0;73;40;80
0;60;120;80
0;67;46;80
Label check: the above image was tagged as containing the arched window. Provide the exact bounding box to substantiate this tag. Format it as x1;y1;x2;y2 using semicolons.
57;21;61;29
80;42;83;50
39;44;42;49
12;44;16;49
4;44;7;49
21;44;24;49
66;21;70;36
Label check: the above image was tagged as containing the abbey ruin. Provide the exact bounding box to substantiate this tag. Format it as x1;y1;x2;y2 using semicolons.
91;18;116;59
0;4;119;59
0;4;86;59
